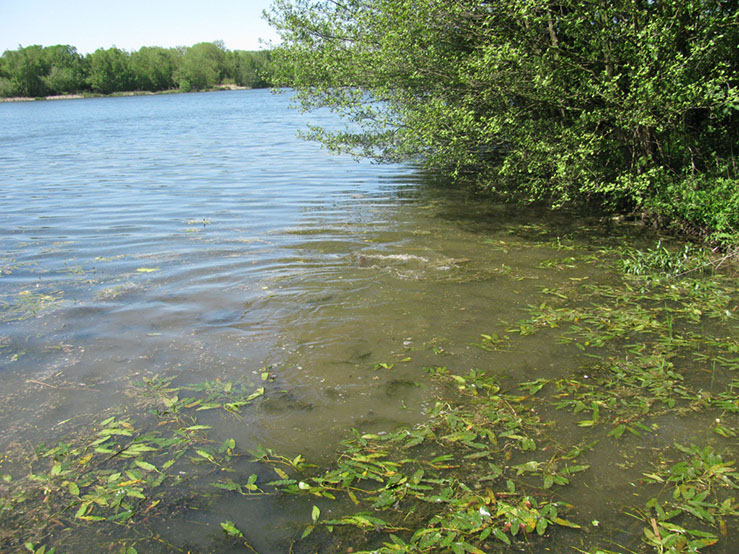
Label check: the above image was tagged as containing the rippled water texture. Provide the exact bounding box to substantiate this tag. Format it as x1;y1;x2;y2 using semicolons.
8;90;732;552
0;90;605;451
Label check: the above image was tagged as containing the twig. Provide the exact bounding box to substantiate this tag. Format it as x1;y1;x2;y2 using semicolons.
26;379;59;389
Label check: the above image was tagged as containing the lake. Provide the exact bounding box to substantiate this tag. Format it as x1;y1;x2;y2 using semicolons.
1;90;736;553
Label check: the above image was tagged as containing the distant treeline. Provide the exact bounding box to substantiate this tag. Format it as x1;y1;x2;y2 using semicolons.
0;42;273;98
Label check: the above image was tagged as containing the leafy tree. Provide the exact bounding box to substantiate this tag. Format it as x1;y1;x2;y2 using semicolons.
1;45;50;97
86;47;134;94
232;50;272;88
129;46;179;91
268;0;739;239
0;54;12;96
42;45;85;94
174;42;227;91
0;42;277;98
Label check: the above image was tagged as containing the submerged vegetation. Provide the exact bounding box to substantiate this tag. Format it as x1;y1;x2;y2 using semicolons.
1;240;736;553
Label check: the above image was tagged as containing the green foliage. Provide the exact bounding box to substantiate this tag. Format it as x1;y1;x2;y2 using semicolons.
129;47;179;92
42;45;86;95
174;42;226;91
0;376;264;552
232;50;273;88
1;45;53;97
640;445;739;553
268;0;739;241
258;375;586;552
647;173;739;246
512;242;739;443
0;43;275;98
620;241;709;278
87;47;135;94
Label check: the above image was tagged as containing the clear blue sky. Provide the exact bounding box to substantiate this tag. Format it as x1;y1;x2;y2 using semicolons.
0;0;280;54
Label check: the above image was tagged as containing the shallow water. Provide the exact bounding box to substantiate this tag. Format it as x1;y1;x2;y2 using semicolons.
0;90;603;452
1;90;735;552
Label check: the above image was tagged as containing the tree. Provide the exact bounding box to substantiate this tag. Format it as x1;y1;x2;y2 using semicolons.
1;45;50;97
129;46;179;91
174;42;227;91
86;47;134;94
268;0;739;237
232;50;272;88
42;45;85;94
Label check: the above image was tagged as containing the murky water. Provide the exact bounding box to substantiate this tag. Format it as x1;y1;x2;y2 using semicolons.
1;90;735;552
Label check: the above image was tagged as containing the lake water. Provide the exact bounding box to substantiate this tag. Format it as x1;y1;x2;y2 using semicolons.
0;90;595;453
1;90;735;552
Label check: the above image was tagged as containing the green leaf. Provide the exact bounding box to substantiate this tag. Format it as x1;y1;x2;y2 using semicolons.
75;502;90;518
134;460;157;472
493;528;511;545
608;424;627;439
312;505;320;523
245;387;265;401
195;449;216;463
552;517;581;529
220;520;244;537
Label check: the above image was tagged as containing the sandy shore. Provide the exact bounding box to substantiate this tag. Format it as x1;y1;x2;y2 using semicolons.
0;85;250;103
0;94;86;102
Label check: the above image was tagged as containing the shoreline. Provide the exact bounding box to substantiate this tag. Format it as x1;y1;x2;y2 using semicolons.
0;84;252;103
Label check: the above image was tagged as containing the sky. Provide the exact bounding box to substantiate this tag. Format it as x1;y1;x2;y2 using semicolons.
0;0;280;54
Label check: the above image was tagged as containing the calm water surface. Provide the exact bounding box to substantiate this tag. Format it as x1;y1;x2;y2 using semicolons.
2;90;730;552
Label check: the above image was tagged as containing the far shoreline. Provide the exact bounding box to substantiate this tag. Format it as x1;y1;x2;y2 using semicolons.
0;84;255;103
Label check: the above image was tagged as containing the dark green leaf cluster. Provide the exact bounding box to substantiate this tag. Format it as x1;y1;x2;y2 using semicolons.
0;42;274;97
268;0;739;242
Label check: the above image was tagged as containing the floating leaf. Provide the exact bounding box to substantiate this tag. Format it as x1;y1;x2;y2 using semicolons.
245;387;265;401
609;424;627;439
552;517;581;529
75;502;90;518
134;460;157;472
220;520;244;537
184;425;212;431
195;449;216;463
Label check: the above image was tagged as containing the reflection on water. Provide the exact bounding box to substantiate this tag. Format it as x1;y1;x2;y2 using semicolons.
0;90;420;448
0;91;608;455
3;91;734;552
